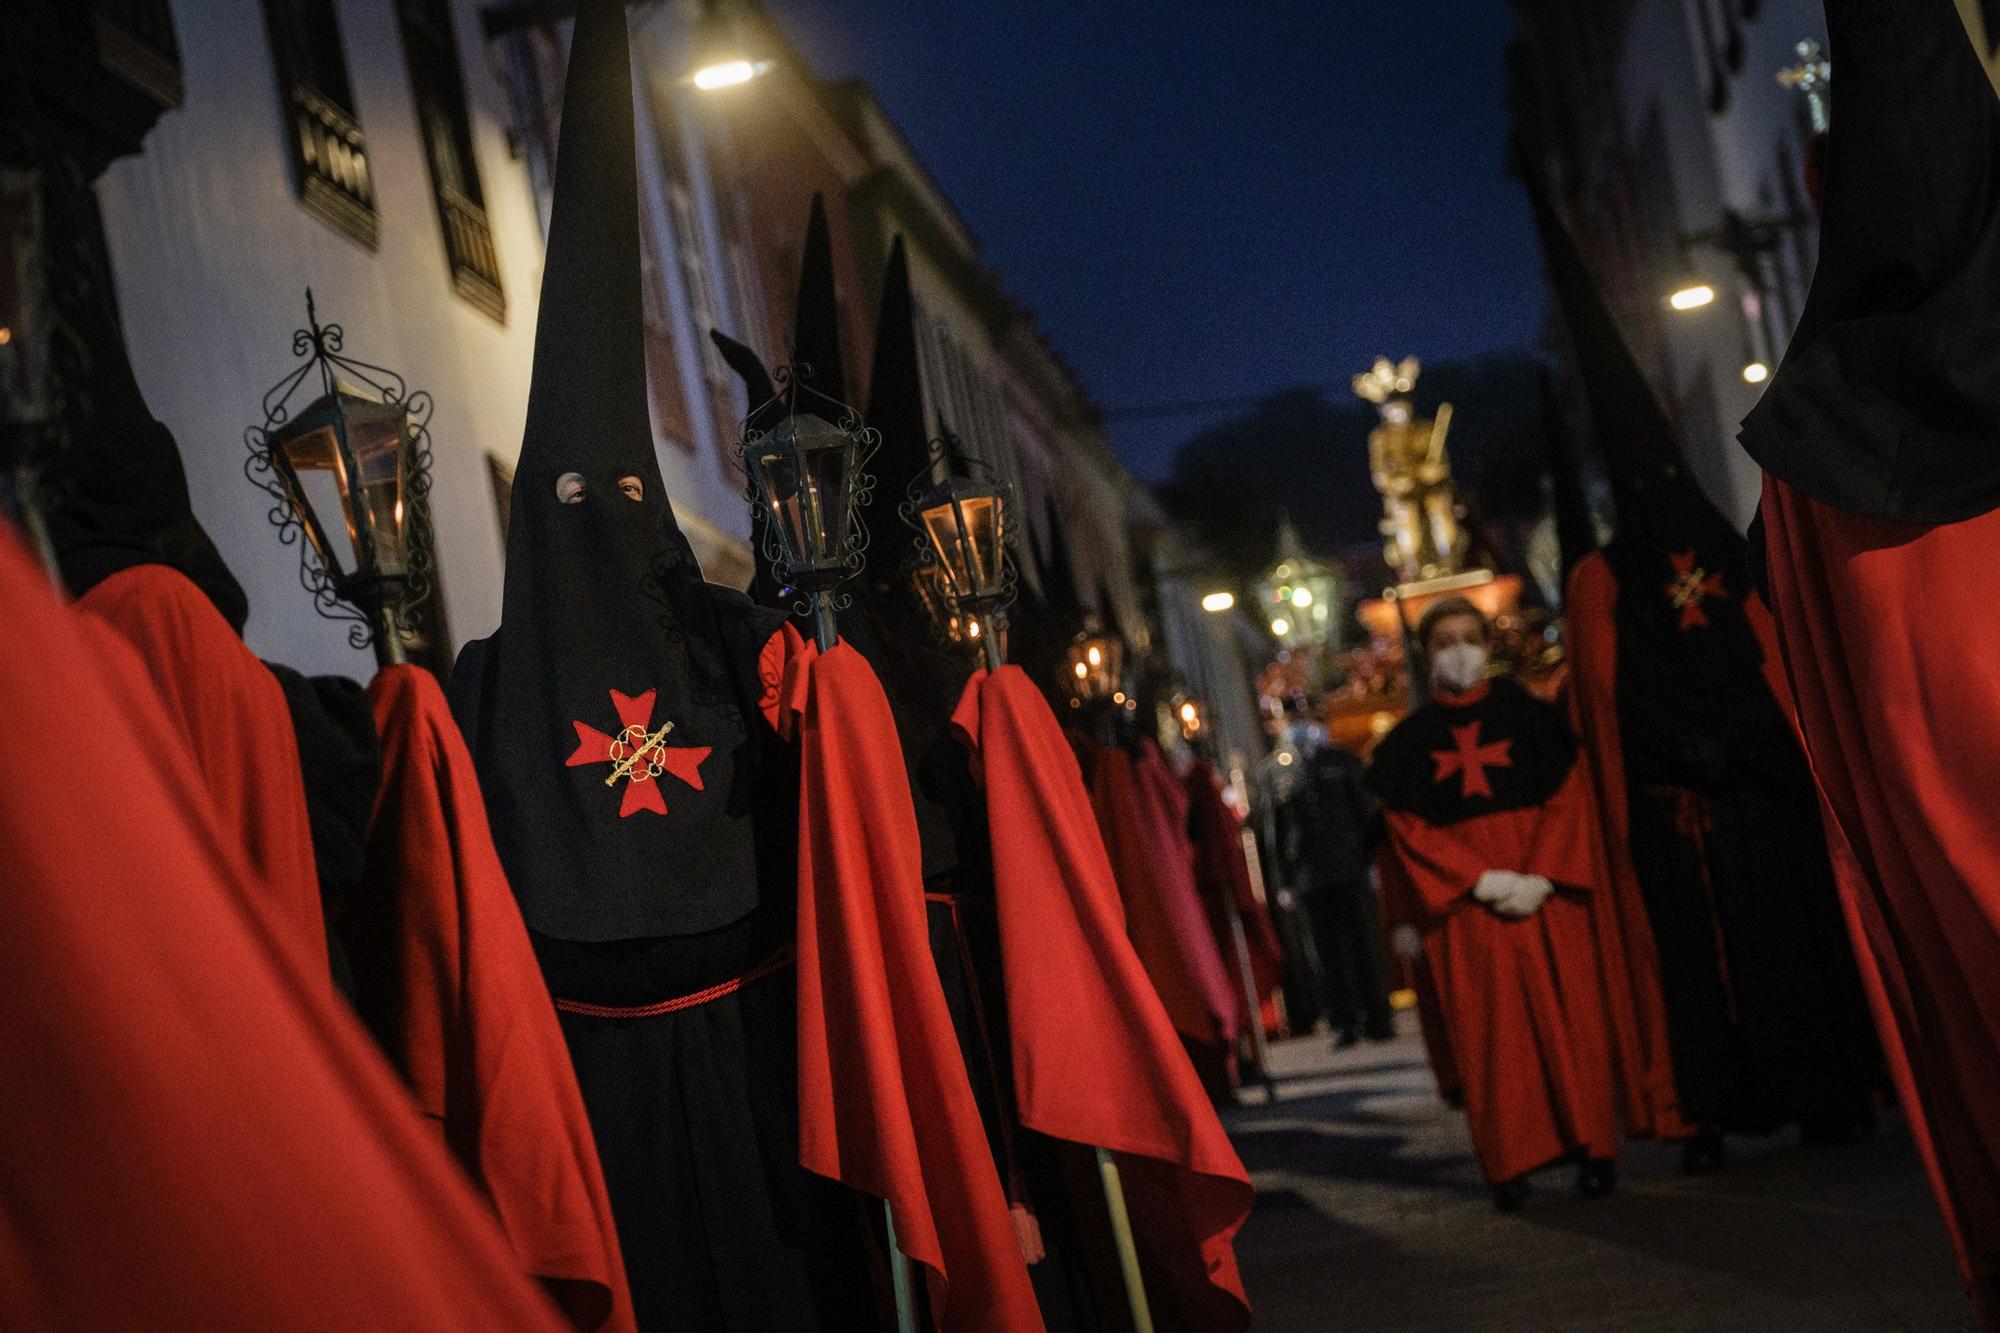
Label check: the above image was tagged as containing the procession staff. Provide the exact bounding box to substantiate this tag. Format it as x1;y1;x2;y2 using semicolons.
1740;0;2000;1314
1530;183;1878;1164
1369;599;1620;1211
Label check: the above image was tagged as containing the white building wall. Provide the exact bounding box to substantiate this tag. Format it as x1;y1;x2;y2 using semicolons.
93;0;760;680
1612;0;1823;531
97;0;545;679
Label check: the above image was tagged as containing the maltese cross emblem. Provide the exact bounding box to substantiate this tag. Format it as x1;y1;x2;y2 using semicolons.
567;688;711;818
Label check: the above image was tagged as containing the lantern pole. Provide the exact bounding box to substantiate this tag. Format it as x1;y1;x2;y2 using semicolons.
976;615;1001;671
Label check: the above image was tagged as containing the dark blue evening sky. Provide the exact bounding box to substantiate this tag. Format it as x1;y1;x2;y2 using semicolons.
765;0;1544;481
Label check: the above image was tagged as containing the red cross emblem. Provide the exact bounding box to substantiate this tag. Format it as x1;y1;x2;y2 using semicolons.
1665;549;1727;630
1431;721;1513;799
567;688;711;818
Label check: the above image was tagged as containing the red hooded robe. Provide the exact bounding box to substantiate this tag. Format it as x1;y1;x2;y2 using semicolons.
76;563;327;983
0;526;566;1331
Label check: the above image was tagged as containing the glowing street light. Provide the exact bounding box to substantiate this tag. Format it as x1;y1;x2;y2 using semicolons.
1668;282;1716;311
1201;590;1235;613
1742;360;1770;385
692;58;758;90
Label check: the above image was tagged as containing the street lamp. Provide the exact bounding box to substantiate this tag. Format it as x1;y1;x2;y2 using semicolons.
1201;590;1235;613
1667;280;1716;311
739;364;877;650
905;449;1014;670
1742;360;1770;385
247;291;434;666
689;0;769;90
1256;514;1343;650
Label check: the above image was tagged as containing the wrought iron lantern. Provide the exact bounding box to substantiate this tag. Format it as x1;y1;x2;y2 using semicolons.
739;362;877;649
1176;695;1208;743
1257;513;1344;650
1064;615;1127;707
904;447;1015;669
246;291;433;665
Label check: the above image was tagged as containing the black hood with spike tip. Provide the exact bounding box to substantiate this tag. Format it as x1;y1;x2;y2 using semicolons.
720;195;849;607
39;178;249;631
1540;368;1599;585
1010;495;1085;703
1741;0;2000;523
448;0;786;944
1527;169;1795;788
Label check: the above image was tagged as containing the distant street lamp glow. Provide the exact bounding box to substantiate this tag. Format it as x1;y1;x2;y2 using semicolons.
1200;590;1236;613
693;58;758;90
1668;283;1716;312
1289;586;1313;608
1742;360;1770;384
1270;617;1291;637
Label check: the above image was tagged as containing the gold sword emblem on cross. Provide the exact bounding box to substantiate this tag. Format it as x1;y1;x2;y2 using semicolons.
605;720;675;787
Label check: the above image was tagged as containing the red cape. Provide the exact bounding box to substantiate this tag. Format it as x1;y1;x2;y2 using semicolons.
1562;552;1696;1141
1183;759;1283;1036
1073;737;1239;1060
1759;475;2000;1314
955;668;1253;1330
1377;709;1619;1182
0;533;565;1329
762;631;1044;1333
349;664;633;1331
77;564;327;984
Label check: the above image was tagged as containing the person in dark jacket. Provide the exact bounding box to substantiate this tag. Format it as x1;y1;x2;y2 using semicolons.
1276;702;1394;1046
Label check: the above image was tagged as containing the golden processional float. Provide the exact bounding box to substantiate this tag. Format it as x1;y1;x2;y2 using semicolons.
1333;357;1527;746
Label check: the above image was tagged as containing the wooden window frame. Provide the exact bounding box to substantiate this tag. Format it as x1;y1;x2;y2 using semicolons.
262;0;379;249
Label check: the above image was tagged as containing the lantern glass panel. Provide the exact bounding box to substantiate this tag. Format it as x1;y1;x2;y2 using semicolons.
801;426;852;562
751;442;807;564
923;490;1004;600
345;400;410;578
275;421;354;581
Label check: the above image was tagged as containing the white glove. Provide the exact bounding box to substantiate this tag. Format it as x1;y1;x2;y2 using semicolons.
1472;870;1555;919
1392;924;1424;961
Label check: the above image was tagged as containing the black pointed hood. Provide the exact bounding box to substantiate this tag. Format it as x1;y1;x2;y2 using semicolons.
860;237;936;568
1525;174;1744;576
1540;368;1598;582
40;183;249;631
1527;167;1792;780
1741;0;2000;523
713;194;849;606
449;0;784;943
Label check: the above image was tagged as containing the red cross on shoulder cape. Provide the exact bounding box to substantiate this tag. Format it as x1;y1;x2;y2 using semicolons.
1367;676;1599;919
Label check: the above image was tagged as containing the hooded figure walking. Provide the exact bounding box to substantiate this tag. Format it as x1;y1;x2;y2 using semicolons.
447;4;872;1325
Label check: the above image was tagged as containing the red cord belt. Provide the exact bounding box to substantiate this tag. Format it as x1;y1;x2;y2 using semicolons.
552;944;796;1019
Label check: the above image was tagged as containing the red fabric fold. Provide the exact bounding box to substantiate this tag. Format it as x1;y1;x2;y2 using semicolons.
1073;736;1239;1058
352;665;634;1331
762;630;1043;1333
1184;760;1282;1035
1758;475;2000;1313
77;564;326;984
955;667;1253;1330
1562;553;1694;1141
0;530;564;1330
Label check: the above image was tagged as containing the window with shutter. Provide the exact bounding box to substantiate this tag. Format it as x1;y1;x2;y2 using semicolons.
262;0;377;248
395;0;504;320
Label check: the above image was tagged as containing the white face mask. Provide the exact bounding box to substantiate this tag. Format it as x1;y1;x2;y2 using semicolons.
1430;642;1489;694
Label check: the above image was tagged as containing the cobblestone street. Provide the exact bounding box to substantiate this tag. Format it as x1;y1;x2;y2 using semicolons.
1224;1024;1973;1331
